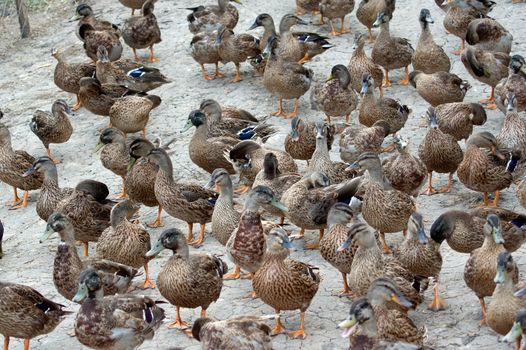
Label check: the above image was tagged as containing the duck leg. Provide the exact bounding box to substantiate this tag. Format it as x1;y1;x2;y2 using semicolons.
188;223;205;246
345;114;350;124
379;84;383;97
284;99;300;119
452;39;465;56
382;69;392;87
230;63;242;83
335;272;352;296
45;146;61;164
478;297;488;325
147;206;163;228
480;87;497;109
271;311;286;335
139;263;155;289
114;176;127;199
214;63;225;78
186;223;194;242
132;48;142;63
279;217;285;225
397;66;410;85
325;115;332;124
10;186;21;207
329;19;339;36
367;27;374;43
427;277;446;311
437;173;454;193
4;336;8;350
200;64;214;81
271;98;286;116
11;190;29;209
288;311;307;339
234;185;251;193
379;232;391;254
492;191;500;207
23;339;29;350
148;46;159;62
339;17;349;34
421;173;437;195
477;192;490;207
72;95;82;111
168;306;190;329
83;242;89;257
304;228;323;250
294;6;304;15
223;265;241;280
298;53;310;65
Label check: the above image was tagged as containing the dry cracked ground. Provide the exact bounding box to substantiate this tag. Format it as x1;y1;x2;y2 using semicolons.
0;0;525;349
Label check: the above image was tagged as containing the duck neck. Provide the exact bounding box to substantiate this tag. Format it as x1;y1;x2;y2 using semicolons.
263;22;278;39
244;197;262;213
264;246;289;264
59;226;77;246
314;136;330;157
217;0;228;12
419;22;432;42
352;41;366;59
377;22;390;40
365;164;383;183
218;180;234;205
481;236;501;252
173;242;190;260
42;166;59;188
110;205;128;230
360;318;378;338
156;155;174;184
88;288;104;300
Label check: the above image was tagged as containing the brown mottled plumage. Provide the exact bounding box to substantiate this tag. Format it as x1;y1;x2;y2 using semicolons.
284;117;316;161
187;0;240;34
496;55;526;112
466;17;512;54
79;23;123;62
78;77;121;117
109;95;161;135
412;9;450;74
73;4;120;41
356;0;395;42
122;0;162;62
348;32;383;94
96;128;129;197
119;0;148;14
435;102;487;142
339;120;390;164
191;31;222;80
253;228;320;339
497;93;526;155
409;71;470;107
217;28;260;82
319;0;355;36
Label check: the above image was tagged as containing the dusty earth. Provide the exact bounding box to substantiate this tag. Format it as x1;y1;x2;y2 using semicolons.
0;0;526;349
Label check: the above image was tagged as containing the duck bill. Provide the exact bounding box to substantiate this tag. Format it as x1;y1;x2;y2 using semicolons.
492;147;506;160
281;235;294;249
337;236;353;252
326;74;334;82
346;162;360;172
372;17;382;28
492;226;504;245
248;21;258;30
94;141;104;152
360;81;369;95
494;267;506;284
425;14;434;23
127;158;137;172
338;315;358;338
22;166;35;178
40;226;55;243
145;240;164;257
231;0;242;3
502;322;522;343
180;119;193;133
72;283;88;303
417;226;428;245
390;293;413;308
204;176;215;189
290;128;300;142
271;198;288;213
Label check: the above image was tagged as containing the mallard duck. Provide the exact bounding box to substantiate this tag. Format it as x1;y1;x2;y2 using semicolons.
95;128;129;198
359;74;410;134
441;0;495;55
227;139;298;188
409;71;471;106
72;4;120;41
41;213;139;301
95;46;170;92
54;179;116;256
311;64;358;124
23;157;73;222
78;77;121;117
356;0;395;42
502;309;526;349
145;147;217;246
395;213;444;311
79;23;123;62
461;46;510;109
253;153;301;223
122;0;161;62
217;27;260;83
205;169;241;245
418;107;463;194
487;251;526;338
119;0;148;15
0;113;43;209
382;136;427;197
199;98;263;131
348;32;384;95
412;9;451;74
252;227;320;339
146;228;227;331
339;120;390;164
496;55;526;113
434;102;486;142
51;48;95;111
263;36;313;117
276;14;308;63
192;315;273;350
284;117;317;163
497;92;526;155
308;121;353;184
371;11;414;86
0;282;70;350
282;172;359;249
191;31;223;81
73;268;165;349
29;100;73;164
319;0;355;36
319;202;357;295
457;132;513;207
96;199;154;289
109;94;161;136
466;18;513;55
186;0;240;34
224;186;286;280
337;223;423;307
464;214;518;325
347;152;415;253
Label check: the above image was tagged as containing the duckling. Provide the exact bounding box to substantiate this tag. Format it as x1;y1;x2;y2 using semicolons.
457;132;513;207
339;120;391;164
109;94;161;136
41;213;139;301
412;8;451;74
356;0;395;42
464;214;518;325
225;186;287;280
434;102;486;142
122;0;161;62
319;0;355;36
186;0;241;34
320;203;357;296
73;268;165;349
497;92;526;155
192;315;273;350
79;23;123;62
51;48;95;111
0;282;70;350
418;107;463;194
284;117;317;162
409;70;471;106
0;113;43;209
217;27;261;83
395;213;444;311
30;99;73;164
359;74;410;134
496;55;526;113
347;152;415;253
371;11;414;86
119;0;148;15
311;64;358;124
72;4;120;41
461;45;510;109
146;228;227;331
348;32;384;96
382;136;427;197
23;157;73;222
95;128;129;199
252;227;320;339
96;200;155;289
78;77;120;117
466;17;513;55
191;31;223;81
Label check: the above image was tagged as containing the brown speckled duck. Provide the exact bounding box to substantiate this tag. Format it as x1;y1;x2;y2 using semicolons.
186;0;240;34
435;102;487;142
78;77;121;117
191;31;223;80
79;23;123;62
412;9;450;74
356;0;395;42
319;0;355;36
284;117;318;163
109;94;161;136
496;55;526;113
409;71;471;107
119;0;148;15
122;0;161;62
339;120;390;164
497;92;526;156
347;32;384;96
217;27;261;83
466;18;513;55
252;227;320;339
95;128;129;199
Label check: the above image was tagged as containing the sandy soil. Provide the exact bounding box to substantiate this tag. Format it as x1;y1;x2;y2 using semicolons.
0;0;525;349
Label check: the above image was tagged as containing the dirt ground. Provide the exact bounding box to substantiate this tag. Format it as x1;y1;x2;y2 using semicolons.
0;0;525;349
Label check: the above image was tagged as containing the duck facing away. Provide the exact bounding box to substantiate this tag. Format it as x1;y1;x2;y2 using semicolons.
412;8;450;74
122;0;162;62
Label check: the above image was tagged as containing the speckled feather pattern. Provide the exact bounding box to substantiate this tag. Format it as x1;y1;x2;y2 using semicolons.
311;79;358;117
253;172;301;218
101;141;129;178
233;144;298;183
211;193;240;246
412;25;450;74
191;32;221;66
497;110;526;154
372;23;413;70
382;151;427;196
347;40;383;92
31;109;73;148
443;6;486;40
411;72;468;107
339;124;386;164
320;224;356;274
227;210;266;273
122;10;161;50
284;121;316;161
53;56;95;95
190;122;237;174
372;305;425;346
395;239;442;278
461;48;510;88
435;103;483;141
359;94;408;133
125;158;159;207
418;127;463;174
109;96;158;134
263;54;313;101
0;145;43;191
82;29;123;62
218;33;260;65
319;0;355;19
36;177;73;221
